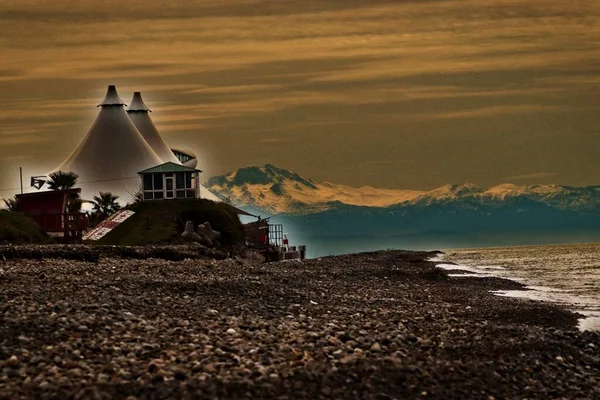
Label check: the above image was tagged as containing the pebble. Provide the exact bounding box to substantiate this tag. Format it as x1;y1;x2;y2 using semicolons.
7;355;20;367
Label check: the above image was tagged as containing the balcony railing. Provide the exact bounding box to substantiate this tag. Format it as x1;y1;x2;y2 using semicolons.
28;213;87;233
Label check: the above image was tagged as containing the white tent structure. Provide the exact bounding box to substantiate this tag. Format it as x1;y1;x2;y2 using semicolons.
127;92;181;164
54;85;163;202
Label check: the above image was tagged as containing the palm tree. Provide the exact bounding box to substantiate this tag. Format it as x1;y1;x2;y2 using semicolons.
47;171;81;215
3;196;20;212
66;197;82;213
92;192;121;220
47;171;79;190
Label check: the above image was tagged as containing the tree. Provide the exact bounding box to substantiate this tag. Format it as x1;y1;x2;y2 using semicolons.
47;171;81;215
47;171;79;191
92;192;121;220
3;196;20;212
66;197;82;213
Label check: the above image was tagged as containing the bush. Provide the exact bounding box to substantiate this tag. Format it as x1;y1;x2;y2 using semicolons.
0;211;50;244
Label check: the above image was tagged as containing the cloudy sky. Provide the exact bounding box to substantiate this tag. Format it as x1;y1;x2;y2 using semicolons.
0;0;599;196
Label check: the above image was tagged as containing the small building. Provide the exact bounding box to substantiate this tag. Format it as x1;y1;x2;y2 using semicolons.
138;162;202;200
15;188;87;241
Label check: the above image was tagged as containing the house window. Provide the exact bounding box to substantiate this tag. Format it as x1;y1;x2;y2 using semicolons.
142;170;199;201
143;174;153;191
176;172;185;189
153;174;163;190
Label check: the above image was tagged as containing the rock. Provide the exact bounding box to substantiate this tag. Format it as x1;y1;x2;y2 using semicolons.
6;355;19;367
173;368;187;381
370;343;381;352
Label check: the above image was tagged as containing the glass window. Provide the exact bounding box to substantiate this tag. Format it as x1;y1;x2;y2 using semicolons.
176;190;186;198
155;192;164;199
185;172;192;189
153;174;163;190
144;192;153;200
176;172;185;189
186;190;196;198
143;174;153;190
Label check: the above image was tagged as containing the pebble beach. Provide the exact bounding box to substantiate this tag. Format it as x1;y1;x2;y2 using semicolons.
0;248;598;399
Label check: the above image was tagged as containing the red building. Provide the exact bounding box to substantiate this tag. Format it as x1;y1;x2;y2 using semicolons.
16;189;87;241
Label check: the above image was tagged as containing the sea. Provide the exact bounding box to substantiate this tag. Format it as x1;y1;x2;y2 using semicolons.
433;242;600;332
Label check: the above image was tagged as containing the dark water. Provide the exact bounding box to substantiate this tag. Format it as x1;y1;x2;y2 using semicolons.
435;243;600;331
288;231;600;259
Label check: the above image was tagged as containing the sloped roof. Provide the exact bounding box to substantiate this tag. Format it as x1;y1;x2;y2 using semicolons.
138;162;202;174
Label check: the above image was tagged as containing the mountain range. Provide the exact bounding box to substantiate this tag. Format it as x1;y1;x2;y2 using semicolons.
206;165;600;256
206;164;600;215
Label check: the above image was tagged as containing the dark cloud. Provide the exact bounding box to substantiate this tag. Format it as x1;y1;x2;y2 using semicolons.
0;0;598;192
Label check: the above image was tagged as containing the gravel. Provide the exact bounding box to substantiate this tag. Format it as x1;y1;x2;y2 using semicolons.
0;248;598;399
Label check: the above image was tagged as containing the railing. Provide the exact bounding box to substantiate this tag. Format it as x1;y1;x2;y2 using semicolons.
268;224;284;247
28;213;87;233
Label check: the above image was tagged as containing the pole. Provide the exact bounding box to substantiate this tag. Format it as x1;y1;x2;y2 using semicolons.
19;167;23;194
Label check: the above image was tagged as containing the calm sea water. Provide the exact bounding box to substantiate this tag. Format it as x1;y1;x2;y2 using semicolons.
435;242;600;331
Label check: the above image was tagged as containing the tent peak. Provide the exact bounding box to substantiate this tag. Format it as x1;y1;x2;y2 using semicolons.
127;91;151;112
98;85;125;107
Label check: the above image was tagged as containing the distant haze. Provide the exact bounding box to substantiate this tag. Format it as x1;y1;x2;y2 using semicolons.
1;1;599;197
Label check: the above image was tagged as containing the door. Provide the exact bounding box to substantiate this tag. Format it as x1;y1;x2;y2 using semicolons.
164;174;174;199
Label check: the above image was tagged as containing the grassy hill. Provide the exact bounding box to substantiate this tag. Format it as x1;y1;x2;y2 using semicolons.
0;211;50;244
95;199;245;248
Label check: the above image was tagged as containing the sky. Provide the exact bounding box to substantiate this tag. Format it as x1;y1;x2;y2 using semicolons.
0;0;599;196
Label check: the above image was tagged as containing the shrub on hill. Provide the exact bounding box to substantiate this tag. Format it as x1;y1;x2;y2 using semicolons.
0;211;50;244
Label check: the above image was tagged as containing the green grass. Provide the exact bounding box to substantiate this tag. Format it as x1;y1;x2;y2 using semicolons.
0;211;51;244
95;199;245;248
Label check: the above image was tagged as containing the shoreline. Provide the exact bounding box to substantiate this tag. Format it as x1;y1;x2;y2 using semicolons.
0;248;598;398
433;251;600;332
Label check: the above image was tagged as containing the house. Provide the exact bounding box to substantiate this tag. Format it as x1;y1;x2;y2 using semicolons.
15;188;87;241
138;162;202;200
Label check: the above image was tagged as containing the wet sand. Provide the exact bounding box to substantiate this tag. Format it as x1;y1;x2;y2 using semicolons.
0;248;598;399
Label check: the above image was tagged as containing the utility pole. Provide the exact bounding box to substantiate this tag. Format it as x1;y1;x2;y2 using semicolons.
19;167;23;194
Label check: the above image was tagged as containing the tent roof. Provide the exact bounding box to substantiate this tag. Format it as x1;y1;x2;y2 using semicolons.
138;162;202;174
98;85;125;107
127;92;151;112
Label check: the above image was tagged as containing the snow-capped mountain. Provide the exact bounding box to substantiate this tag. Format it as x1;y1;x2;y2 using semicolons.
206;164;426;214
206;164;600;215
